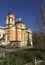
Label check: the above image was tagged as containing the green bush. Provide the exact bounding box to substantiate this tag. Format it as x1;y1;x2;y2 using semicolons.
0;49;45;65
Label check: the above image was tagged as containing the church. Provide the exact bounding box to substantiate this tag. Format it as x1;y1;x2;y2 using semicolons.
0;12;33;47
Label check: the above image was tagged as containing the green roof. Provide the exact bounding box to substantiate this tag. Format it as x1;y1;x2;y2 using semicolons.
8;11;14;15
15;21;25;25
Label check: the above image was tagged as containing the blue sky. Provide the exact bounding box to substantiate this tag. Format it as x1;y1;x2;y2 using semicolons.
0;0;45;31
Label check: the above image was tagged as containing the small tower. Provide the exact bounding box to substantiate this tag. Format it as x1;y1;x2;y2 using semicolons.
16;17;22;22
18;17;22;21
5;11;15;45
6;11;15;28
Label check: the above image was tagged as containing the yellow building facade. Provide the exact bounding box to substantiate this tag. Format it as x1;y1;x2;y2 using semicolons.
0;12;33;47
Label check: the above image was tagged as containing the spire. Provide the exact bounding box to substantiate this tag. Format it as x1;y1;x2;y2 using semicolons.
8;8;13;15
8;11;13;15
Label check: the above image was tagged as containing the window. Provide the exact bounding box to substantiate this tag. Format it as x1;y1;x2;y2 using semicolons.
7;31;9;33
8;17;10;24
20;25;22;27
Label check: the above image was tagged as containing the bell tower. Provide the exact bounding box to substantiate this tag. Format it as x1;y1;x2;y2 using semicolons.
5;11;15;45
6;11;15;28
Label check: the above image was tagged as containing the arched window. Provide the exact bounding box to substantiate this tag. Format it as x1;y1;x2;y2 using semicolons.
8;17;10;24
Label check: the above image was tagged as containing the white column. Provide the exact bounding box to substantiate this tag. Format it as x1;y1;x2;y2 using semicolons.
13;19;15;25
29;33;33;47
10;18;12;24
6;18;8;24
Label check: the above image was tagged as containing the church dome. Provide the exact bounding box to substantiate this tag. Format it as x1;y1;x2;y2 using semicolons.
6;11;15;18
15;17;26;29
15;21;24;24
8;11;14;14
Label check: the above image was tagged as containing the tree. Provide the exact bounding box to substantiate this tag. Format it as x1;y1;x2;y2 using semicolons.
33;0;45;48
34;0;45;33
32;32;40;48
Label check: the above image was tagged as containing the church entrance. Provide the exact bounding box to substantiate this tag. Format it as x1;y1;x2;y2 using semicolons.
10;41;21;48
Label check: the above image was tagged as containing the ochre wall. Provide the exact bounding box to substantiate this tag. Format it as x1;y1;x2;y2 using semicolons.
9;30;17;41
9;30;21;41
